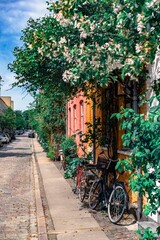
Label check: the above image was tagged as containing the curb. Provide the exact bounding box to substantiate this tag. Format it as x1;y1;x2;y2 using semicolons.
32;142;48;240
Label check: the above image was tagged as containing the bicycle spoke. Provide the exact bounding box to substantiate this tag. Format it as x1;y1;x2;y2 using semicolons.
108;185;127;224
88;180;102;209
79;176;87;202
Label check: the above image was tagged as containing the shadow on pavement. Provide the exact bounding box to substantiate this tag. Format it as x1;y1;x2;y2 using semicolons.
0;152;32;158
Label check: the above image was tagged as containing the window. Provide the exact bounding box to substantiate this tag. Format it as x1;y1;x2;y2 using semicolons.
80;101;84;133
73;105;77;133
68;108;71;135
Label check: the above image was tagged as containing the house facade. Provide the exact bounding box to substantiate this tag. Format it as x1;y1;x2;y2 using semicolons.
67;91;92;156
66;52;159;220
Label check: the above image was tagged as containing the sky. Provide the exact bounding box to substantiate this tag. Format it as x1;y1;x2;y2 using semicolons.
0;0;49;111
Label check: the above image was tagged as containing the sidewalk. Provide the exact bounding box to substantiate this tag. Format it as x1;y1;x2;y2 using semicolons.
33;138;109;240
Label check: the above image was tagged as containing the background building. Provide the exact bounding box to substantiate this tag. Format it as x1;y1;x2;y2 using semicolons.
0;97;8;114
1;96;14;110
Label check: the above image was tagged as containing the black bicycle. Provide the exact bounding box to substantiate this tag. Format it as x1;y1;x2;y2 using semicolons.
88;150;128;224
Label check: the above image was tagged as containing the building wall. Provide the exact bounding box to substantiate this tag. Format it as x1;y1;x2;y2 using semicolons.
1;96;14;110
11;101;14;110
0;97;8;114
67;52;159;209
67;91;91;156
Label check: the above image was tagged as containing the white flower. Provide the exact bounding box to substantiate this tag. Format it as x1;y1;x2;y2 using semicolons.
62;70;71;82
54;11;63;22
59;37;67;44
146;0;159;8
80;31;87;39
137;22;144;34
28;44;33;50
150;27;155;32
137;13;145;34
102;43;110;49
54;11;71;27
62;70;78;83
38;47;43;56
46;53;51;59
52;51;58;58
95;42;101;52
74;21;81;29
113;3;122;14
126;58;134;65
135;43;142;53
80;43;85;49
115;43;121;49
73;13;78;20
63;47;72;63
90;22;96;32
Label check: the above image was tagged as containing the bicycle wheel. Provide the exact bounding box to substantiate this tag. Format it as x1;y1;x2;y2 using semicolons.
72;172;78;194
108;184;127;224
79;173;87;202
88;179;102;209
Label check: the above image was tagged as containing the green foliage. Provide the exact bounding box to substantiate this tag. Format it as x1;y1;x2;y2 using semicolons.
23;110;32;129
61;136;78;178
78;117;104;148
64;157;80;179
0;107;16;131
47;144;56;160
114;91;160;236
9;0;160;97
27;92;66;157
61;136;77;157
136;227;159;240
15;110;26;130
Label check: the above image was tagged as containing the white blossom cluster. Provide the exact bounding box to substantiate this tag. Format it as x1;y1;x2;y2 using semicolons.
146;0;160;8
112;3;123;14
137;13;145;34
53;11;71;27
28;0;159;87
62;70;79;83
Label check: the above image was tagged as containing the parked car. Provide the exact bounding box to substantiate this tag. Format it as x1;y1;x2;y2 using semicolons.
5;133;12;142
15;129;24;135
0;137;3;147
9;131;16;140
28;131;35;138
0;133;10;144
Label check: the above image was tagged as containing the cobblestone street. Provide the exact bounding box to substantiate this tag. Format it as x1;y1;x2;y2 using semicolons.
0;134;38;240
0;134;138;240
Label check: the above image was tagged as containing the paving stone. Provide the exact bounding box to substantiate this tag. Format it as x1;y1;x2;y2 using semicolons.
0;135;38;239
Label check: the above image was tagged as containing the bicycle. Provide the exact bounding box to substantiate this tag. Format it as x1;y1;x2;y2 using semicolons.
88;149;128;224
72;158;98;202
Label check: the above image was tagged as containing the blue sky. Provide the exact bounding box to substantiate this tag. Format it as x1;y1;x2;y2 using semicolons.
0;0;49;110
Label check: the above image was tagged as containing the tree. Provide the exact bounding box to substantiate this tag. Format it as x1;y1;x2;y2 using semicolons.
0;107;16;131
9;1;160;94
15;110;26;130
26;92;66;159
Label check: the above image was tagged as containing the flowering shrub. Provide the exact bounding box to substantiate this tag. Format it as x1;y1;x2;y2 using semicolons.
9;0;160;94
